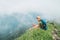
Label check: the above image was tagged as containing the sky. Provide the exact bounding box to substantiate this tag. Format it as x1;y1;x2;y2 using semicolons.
0;0;60;20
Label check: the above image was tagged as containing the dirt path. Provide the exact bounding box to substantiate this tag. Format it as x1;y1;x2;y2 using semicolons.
52;28;60;40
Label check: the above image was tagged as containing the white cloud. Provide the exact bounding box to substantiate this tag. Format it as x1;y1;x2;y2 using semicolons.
0;0;60;18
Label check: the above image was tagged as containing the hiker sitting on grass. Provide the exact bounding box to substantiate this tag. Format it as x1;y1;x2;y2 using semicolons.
33;16;47;30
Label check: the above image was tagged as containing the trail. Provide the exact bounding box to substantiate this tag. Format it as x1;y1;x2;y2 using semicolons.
52;28;60;40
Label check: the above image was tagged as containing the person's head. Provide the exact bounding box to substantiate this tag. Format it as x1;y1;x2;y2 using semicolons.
36;16;41;22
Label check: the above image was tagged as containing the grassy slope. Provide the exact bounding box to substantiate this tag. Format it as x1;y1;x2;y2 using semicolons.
15;23;54;40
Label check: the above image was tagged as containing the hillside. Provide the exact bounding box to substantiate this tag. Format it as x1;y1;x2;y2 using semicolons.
15;23;55;40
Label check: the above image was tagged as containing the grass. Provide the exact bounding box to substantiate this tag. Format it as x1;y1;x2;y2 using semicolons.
15;23;55;40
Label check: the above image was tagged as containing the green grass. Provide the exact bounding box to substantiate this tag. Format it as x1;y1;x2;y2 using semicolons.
15;23;55;40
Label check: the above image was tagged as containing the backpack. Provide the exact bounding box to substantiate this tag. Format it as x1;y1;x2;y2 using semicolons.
41;19;47;30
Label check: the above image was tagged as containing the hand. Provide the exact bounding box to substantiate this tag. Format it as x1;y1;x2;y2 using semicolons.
32;24;36;27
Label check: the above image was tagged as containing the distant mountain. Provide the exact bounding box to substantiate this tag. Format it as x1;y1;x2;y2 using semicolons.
0;12;42;40
0;12;60;40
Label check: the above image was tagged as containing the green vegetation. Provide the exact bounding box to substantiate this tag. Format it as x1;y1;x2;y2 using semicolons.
15;23;55;40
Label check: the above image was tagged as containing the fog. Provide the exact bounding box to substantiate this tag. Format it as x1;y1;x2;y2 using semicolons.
0;0;60;40
0;0;60;21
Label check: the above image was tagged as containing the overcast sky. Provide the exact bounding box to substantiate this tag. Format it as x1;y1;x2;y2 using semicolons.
0;0;60;19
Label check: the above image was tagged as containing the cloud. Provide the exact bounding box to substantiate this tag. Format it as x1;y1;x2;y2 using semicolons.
0;0;60;18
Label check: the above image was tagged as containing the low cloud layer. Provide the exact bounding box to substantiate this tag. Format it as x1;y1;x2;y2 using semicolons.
0;0;60;23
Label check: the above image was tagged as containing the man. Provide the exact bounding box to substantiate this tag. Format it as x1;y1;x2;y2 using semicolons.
33;16;47;30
